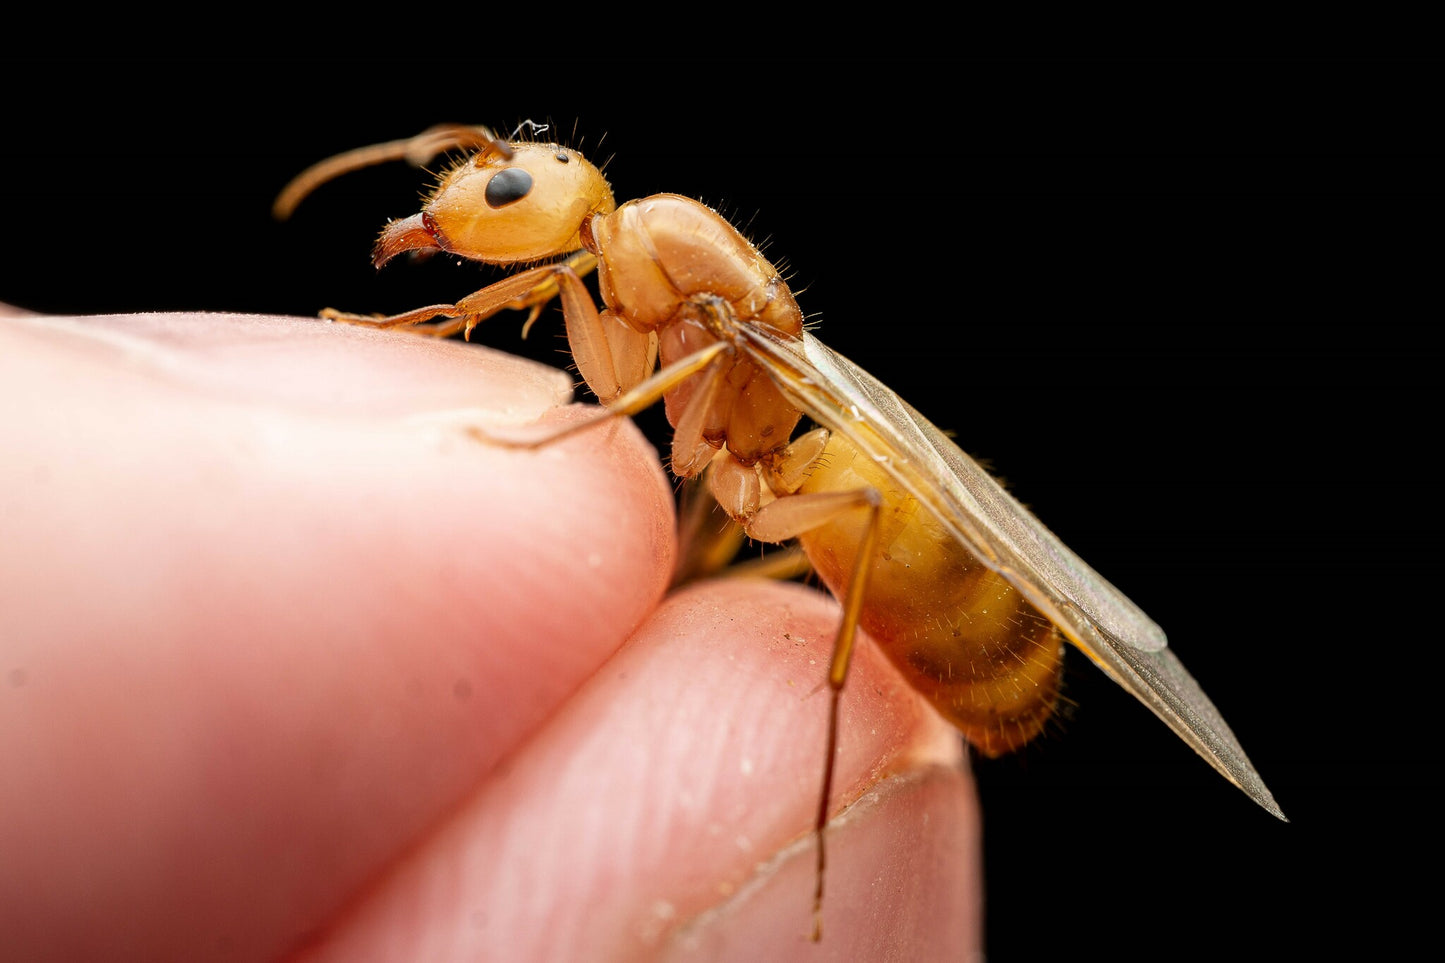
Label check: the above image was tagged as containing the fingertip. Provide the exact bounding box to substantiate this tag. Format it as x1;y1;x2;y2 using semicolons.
293;579;978;960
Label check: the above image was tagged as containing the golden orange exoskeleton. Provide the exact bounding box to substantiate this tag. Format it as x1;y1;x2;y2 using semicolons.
278;123;1285;937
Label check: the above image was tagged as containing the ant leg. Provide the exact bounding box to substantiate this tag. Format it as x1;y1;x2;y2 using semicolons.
672;472;749;587
735;480;884;942
320;304;468;333
465;340;731;451
318;253;600;338
536;258;654;402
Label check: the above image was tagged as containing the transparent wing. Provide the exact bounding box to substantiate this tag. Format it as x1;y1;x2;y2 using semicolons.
740;327;1284;820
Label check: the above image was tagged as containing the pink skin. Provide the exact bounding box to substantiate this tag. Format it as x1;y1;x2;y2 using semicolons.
0;309;980;961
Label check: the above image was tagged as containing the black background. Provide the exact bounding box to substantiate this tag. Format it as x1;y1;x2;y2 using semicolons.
4;57;1439;960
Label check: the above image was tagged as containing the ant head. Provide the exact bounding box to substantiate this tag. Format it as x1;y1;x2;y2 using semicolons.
374;142;616;268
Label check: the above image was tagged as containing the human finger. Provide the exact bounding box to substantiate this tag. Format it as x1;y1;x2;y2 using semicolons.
0;312;674;961
293;579;980;961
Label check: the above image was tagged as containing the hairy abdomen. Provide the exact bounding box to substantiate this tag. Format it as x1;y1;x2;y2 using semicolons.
796;434;1063;756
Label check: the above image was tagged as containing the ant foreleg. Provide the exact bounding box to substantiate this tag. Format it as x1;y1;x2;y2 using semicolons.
316;251;601;341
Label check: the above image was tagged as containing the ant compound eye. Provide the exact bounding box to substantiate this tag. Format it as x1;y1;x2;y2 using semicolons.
485;167;534;208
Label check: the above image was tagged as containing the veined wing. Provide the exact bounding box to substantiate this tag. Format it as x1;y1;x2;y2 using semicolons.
740;327;1284;820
